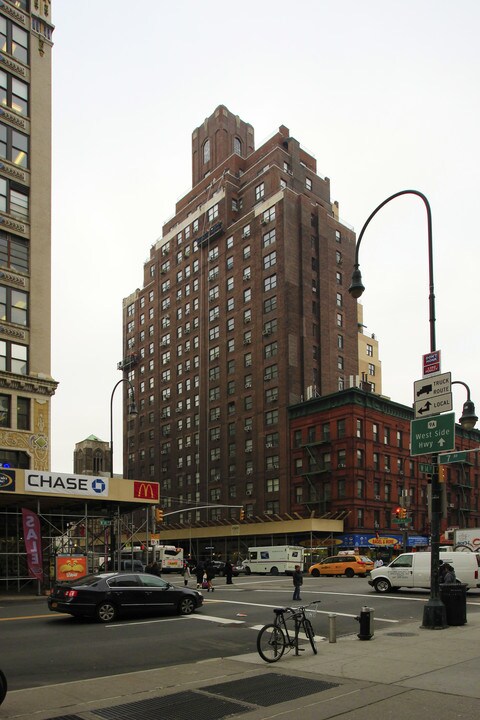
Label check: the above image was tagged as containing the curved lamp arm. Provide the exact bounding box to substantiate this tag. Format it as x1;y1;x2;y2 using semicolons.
349;190;435;352
110;378;138;477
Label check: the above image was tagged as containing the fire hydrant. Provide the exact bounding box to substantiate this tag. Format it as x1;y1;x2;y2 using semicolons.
355;606;374;640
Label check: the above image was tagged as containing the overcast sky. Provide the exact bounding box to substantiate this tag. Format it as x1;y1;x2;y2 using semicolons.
51;0;480;473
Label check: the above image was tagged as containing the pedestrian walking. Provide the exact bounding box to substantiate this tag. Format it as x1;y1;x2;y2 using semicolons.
183;561;191;587
196;560;205;589
206;560;216;592
224;558;234;585
443;563;457;584
292;564;303;601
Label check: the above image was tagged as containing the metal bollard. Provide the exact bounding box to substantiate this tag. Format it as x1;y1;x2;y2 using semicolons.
355;606;374;640
328;613;337;643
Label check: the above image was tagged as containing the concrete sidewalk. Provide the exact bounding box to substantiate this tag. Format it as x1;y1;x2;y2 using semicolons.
2;608;480;720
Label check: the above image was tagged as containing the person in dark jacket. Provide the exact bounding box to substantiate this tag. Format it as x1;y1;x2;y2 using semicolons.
292;564;303;601
196;560;205;589
224;559;234;585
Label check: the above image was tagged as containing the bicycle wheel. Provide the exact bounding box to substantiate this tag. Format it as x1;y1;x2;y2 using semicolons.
304;619;317;655
257;624;286;663
0;669;7;706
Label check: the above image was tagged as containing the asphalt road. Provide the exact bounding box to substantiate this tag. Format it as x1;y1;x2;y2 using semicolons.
2;574;480;691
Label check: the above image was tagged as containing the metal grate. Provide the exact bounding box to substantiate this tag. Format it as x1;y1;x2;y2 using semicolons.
94;689;248;720
206;672;339;707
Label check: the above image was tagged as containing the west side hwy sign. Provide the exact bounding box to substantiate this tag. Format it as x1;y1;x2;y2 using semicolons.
414;372;452;418
410;412;455;456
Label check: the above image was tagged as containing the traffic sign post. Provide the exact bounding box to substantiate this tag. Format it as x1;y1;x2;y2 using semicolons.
414;394;452;418
410;412;456;456
414;372;452;419
419;463;434;474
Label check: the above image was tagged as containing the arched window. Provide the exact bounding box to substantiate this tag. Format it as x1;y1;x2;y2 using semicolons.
203;139;211;164
233;137;242;156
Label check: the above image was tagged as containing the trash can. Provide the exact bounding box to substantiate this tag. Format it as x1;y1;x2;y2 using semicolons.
439;583;467;626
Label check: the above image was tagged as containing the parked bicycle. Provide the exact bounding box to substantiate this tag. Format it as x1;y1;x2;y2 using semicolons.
257;600;321;663
0;669;7;706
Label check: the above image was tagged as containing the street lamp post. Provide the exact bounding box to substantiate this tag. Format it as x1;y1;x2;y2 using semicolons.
452;381;478;431
110;378;138;478
348;189;447;629
109;378;138;571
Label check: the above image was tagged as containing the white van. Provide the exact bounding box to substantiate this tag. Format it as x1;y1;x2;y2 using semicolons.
368;551;480;593
242;546;304;575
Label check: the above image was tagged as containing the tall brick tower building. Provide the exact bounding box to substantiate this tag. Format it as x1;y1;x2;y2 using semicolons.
121;105;358;521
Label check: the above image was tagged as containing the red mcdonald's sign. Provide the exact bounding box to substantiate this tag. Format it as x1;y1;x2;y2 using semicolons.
133;481;159;502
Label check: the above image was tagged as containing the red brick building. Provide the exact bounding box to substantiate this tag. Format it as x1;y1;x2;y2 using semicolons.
289;387;480;547
121;106;360;521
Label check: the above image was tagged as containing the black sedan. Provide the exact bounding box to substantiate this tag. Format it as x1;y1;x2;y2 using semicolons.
47;572;203;623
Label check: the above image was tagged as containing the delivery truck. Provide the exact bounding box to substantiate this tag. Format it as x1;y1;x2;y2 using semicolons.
242;546;304;575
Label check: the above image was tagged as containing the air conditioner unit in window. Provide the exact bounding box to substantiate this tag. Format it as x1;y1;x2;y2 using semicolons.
266;443;273;448
262;330;271;336
264;375;270;381
246;468;253;475
375;495;381;500
246;490;252;496
243;338;251;345
385;468;391;473
242;230;250;238
338;463;345;468
246;448;252;453
261;219;268;225
245;382;252;389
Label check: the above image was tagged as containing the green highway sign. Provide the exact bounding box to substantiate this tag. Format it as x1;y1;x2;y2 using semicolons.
100;519;112;526
438;451;468;464
419;463;434;474
393;518;411;524
410;412;455;456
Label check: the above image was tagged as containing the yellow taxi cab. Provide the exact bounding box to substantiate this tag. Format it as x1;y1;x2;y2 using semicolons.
308;554;374;578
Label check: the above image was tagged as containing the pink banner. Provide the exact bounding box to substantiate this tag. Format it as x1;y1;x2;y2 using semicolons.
22;508;43;581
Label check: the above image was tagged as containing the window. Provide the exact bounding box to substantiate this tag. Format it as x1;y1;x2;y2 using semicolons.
0;123;29;168
0;18;28;64
207;203;219;222
264;364;278;381
356;419;363;438
243;288;251;303
336;313;343;327
367;343;373;357
305;177;312;191
335;230;341;243
337;356;344;370
233;137;242;155
337;449;346;467
384;427;390;445
337;334;344;349
0;393;9;427
336;271;342;285
0;340;27;374
337;419;346;439
0;178;28;218
263;206;276;223
266;477;279;492
263;251;276;270
255;182;265;201
0;285;27;325
0;231;28;272
264;341;277;359
368;363;375;376
203;138;210;163
264;295;277;314
264;274;277;292
336;292;342;307
263;229;276;247
265;409;278;426
0;70;28;115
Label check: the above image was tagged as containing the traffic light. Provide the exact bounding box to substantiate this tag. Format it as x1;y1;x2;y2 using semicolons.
155;508;164;523
400;508;407;519
438;465;447;482
395;507;402;518
239;508;245;521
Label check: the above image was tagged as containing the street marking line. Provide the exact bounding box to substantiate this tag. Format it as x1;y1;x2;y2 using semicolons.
0;614;60;621
186;614;245;625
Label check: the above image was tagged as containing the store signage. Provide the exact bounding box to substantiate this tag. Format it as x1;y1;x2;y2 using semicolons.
133;481;159;501
25;472;109;498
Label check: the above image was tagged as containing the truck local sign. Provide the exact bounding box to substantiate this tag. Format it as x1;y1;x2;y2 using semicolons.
25;472;109;498
410;412;455;456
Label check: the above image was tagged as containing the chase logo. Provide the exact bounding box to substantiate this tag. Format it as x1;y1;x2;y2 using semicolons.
91;478;106;495
0;470;15;491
